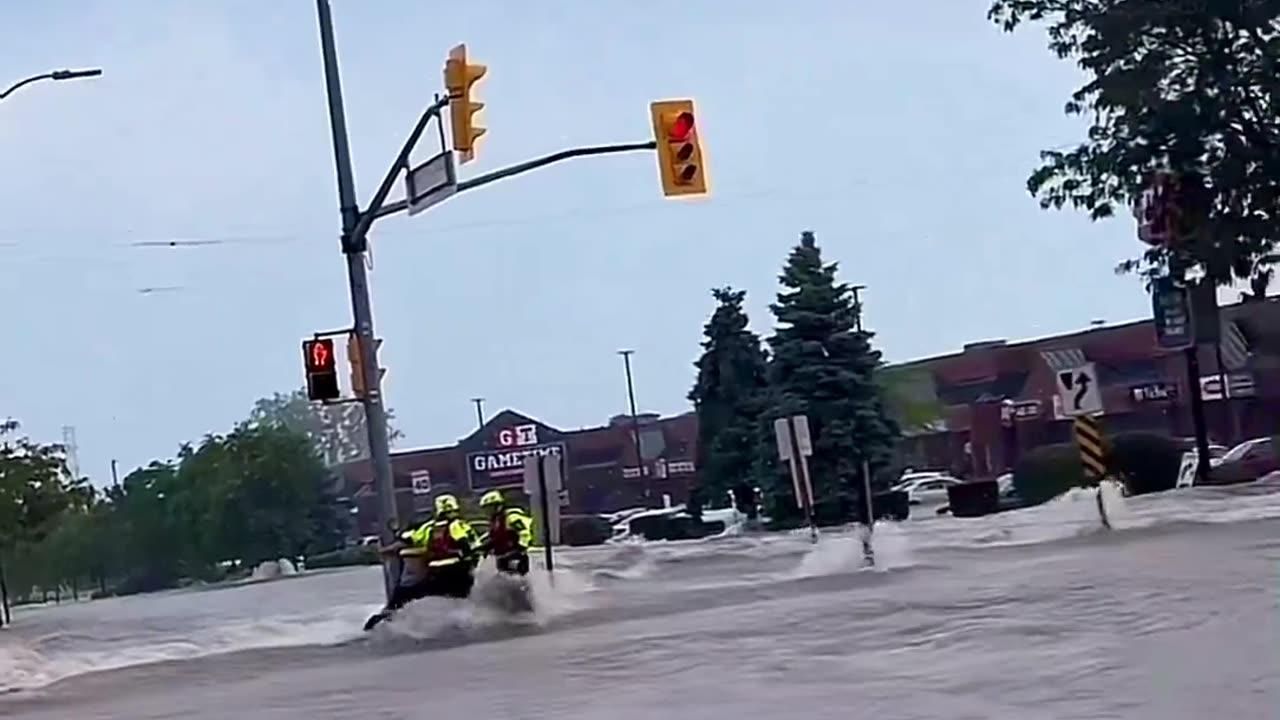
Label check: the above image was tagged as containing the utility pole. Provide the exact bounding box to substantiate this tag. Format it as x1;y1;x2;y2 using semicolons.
315;0;400;600
850;284;867;333
618;350;645;482
471;397;486;429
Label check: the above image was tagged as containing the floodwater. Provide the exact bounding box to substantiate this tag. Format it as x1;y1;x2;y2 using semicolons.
3;483;1280;719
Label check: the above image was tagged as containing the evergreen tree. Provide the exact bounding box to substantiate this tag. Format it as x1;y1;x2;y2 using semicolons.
763;231;899;523
688;287;769;519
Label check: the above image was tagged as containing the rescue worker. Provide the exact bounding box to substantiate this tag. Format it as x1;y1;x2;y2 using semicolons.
477;490;534;576
364;494;480;630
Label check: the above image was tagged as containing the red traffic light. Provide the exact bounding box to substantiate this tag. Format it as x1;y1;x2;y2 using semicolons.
667;112;695;142
304;338;336;373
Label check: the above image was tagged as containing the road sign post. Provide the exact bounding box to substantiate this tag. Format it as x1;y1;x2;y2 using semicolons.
522;454;561;574
1149;277;1212;485
1072;414;1111;530
774;415;816;542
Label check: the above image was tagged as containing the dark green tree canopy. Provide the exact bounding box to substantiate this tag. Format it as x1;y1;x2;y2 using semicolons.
763;231;900;522
688;286;770;515
989;0;1280;288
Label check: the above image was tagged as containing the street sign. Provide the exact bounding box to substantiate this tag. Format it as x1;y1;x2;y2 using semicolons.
791;415;813;457
409;470;431;495
405;151;457;216
1151;277;1195;351
522;454;562;551
1055;362;1103;417
773;417;793;461
1073;414;1107;482
773;415;816;535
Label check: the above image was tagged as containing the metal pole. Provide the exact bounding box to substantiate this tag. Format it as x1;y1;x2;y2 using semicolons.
618;350;645;482
110;459;120;490
471;397;485;429
860;458;876;564
536;458;554;573
786;418;817;541
1184;346;1213;484
315;0;399;602
0;68;102;101
0;552;9;627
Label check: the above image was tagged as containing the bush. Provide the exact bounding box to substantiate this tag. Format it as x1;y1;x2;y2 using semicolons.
1012;431;1183;505
1107;432;1181;496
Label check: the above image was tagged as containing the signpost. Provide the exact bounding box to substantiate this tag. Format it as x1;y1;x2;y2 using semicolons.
1056;362;1111;530
522;453;562;574
1072;414;1111;530
1152;278;1195;351
773;415;817;543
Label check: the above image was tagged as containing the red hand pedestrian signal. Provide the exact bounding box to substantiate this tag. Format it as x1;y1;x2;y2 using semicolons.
302;338;340;401
305;339;336;372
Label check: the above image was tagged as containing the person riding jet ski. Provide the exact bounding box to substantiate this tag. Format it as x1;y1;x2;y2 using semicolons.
363;493;480;631
477;490;534;576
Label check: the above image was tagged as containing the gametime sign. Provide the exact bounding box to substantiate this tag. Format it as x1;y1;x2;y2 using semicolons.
467;422;565;490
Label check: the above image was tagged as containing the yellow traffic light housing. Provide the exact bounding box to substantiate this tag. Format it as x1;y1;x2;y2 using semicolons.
444;43;487;165
650;99;707;198
347;332;385;398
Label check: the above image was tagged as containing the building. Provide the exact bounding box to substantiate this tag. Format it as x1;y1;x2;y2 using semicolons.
891;296;1280;478
338;408;699;537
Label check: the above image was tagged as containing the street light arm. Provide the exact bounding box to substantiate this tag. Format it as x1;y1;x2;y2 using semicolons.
348;95;451;249
457;140;657;194
0;74;53;100
362;139;659;223
1;68;102;101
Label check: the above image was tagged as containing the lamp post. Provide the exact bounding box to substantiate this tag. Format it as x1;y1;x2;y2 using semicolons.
617;350;644;484
1;68;102;101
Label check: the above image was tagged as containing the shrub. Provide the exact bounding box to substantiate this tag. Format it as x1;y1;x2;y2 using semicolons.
1012;431;1183;505
305;545;380;570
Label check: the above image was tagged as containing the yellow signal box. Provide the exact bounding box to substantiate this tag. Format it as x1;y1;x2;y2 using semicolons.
649;99;707;198
444;44;487;164
348;332;384;398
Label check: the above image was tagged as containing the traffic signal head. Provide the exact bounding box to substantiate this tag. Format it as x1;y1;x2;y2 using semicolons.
444;44;487;165
303;338;340;401
650;99;707;198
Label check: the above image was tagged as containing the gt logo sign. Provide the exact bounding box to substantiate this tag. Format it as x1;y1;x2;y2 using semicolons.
496;423;538;448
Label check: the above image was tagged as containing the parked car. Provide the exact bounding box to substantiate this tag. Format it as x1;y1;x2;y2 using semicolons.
891;474;964;506
1210;437;1280;485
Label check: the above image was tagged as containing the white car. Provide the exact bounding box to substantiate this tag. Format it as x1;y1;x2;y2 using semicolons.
891;474;963;506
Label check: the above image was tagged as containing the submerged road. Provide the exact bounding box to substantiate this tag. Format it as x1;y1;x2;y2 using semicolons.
3;485;1278;719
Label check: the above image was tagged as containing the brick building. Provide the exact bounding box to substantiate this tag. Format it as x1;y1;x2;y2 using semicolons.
338;408;699;536
891;296;1280;478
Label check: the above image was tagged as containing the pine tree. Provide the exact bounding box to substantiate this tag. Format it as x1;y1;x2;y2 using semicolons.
763;231;900;523
688;287;769;519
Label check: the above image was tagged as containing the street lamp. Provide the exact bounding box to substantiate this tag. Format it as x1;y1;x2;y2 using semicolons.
617;350;644;483
0;68;102;101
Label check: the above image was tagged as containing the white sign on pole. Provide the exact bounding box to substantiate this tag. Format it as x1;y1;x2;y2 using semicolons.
791;414;813;457
409;470;432;495
773;418;793;461
521;454;562;545
1055;362;1103;417
405;151;457;216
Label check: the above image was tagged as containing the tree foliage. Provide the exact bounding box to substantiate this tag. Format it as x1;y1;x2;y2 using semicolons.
688;287;770;518
2;394;355;608
761;231;900;523
988;0;1280;288
249;388;403;467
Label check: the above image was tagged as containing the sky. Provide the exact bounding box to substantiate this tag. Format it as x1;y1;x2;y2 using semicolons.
0;0;1224;482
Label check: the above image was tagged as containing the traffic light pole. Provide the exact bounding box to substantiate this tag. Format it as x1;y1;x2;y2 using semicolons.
316;1;664;604
316;0;401;602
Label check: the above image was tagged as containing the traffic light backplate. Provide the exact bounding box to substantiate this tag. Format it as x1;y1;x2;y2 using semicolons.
650;99;707;198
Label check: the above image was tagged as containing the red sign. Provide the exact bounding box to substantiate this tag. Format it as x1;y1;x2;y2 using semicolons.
304;339;335;372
